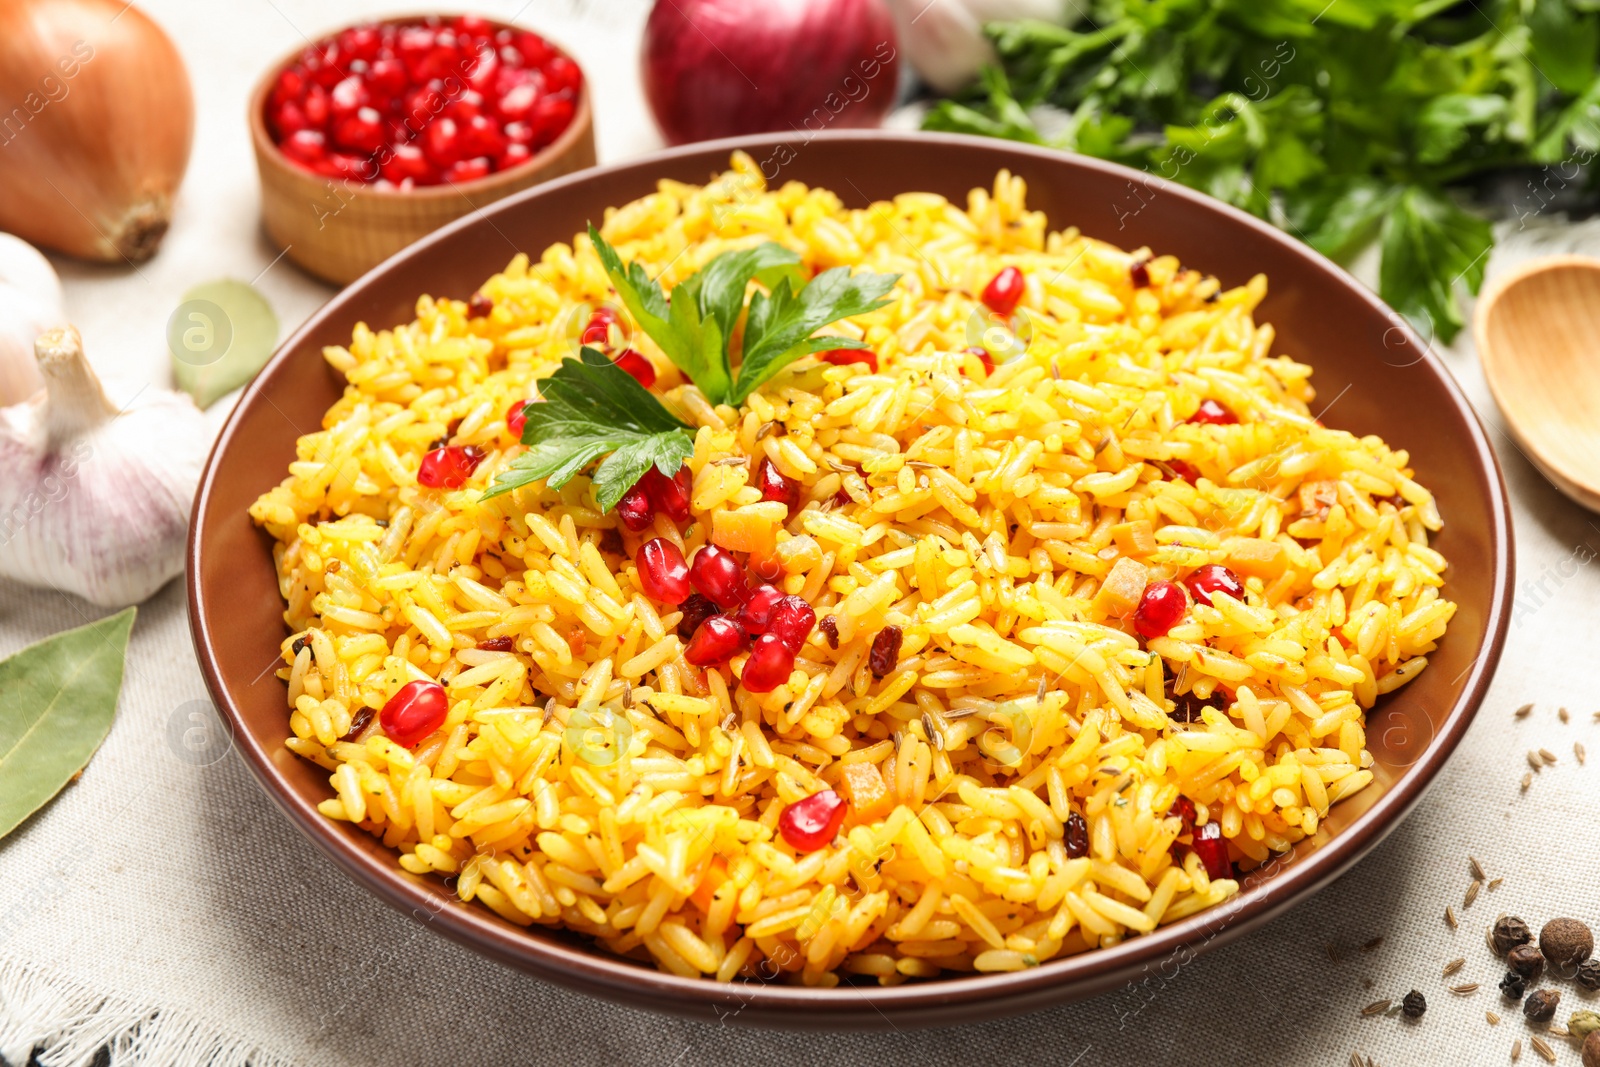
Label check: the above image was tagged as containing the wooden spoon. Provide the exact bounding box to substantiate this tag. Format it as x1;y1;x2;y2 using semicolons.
1474;254;1600;512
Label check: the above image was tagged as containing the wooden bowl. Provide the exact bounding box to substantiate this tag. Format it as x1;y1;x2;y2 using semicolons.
190;131;1514;1028
247;16;595;286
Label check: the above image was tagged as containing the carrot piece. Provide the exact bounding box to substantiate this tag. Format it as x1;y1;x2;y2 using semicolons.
1112;519;1158;557
838;761;895;824
1093;557;1150;618
1224;537;1288;581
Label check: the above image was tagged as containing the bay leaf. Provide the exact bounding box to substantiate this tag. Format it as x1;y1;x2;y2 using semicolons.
169;278;279;408
0;606;136;839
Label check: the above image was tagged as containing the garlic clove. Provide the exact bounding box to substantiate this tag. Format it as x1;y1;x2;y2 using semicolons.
0;325;208;607
0;234;67;406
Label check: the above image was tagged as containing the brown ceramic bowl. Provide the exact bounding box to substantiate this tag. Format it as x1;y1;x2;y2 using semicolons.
189;131;1514;1029
247;14;595;286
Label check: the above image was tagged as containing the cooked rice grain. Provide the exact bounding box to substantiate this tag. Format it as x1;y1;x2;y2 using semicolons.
252;154;1453;984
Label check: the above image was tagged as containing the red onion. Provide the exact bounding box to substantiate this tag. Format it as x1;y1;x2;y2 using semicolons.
641;0;901;146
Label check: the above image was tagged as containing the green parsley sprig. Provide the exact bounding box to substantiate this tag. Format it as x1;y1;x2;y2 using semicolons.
924;0;1600;343
485;228;899;509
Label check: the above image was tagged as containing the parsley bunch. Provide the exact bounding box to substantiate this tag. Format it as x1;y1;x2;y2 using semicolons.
486;228;898;509
925;0;1600;342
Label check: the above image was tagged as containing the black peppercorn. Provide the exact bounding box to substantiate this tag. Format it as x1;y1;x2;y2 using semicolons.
1542;918;1595;977
1493;915;1534;956
1508;943;1546;980
1500;971;1528;1000
291;634;310;655
1580;958;1600;991
1401;990;1426;1019
1525;987;1561;1022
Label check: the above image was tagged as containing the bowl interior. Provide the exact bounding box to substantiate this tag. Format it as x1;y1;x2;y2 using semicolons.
190;131;1512;1028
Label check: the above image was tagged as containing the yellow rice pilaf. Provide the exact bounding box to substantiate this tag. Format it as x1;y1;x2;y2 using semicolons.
250;152;1454;984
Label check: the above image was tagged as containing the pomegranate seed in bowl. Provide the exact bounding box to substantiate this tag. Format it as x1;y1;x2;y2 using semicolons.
689;545;749;608
981;266;1024;316
684;615;746;667
379;680;449;749
778;790;848;852
1184;564;1245;607
636;537;690;604
416;444;484;489
1134;580;1187;639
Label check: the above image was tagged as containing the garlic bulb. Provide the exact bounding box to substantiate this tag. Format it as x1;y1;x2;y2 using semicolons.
0;234;67;406
0;0;194;263
0;326;207;606
885;0;1082;94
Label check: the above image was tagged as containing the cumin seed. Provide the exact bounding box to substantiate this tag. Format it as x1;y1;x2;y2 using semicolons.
1444;957;1465;976
1450;982;1479;993
1539;747;1558;764
1465;880;1482;908
1326;943;1341;964
1487;1010;1500;1024
1512;1037;1521;1061
1577;742;1587;765
1350;1056;1364;1067
1530;1036;1555;1064
1470;855;1487;881
1527;750;1544;771
1559;707;1570;723
1446;905;1459;928
1361;999;1391;1016
1361;936;1383;952
1516;703;1534;719
1489;877;1503;890
1522;771;1533;792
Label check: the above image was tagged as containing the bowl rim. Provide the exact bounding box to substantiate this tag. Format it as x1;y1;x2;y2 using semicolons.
245;10;592;199
189;128;1515;1023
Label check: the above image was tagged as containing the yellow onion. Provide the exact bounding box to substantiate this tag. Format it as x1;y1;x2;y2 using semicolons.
0;0;194;263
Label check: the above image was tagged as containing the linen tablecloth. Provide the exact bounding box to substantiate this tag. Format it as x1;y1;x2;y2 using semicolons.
4;2;1600;1064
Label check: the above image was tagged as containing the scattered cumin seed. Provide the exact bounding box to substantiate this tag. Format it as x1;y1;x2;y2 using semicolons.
1540;747;1558;764
1361;999;1391;1016
1522;771;1533;792
1451;982;1480;994
1530;1036;1555;1063
1470;855;1488;881
1446;905;1459;928
1548;1022;1569;1038
1577;742;1587;765
1512;1038;1522;1061
1516;703;1534;719
1444;957;1466;976
1489;877;1504;890
1350;1055;1364;1067
1560;707;1570;723
1466;880;1482;908
1487;1010;1500;1024
1326;942;1341;963
1362;936;1384;952
1528;750;1545;771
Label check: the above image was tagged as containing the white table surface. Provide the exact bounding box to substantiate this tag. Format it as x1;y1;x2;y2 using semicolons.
6;2;1600;1065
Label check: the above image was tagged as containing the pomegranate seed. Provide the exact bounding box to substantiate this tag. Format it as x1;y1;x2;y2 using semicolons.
329;75;369;120
338;26;382;62
302;85;330;127
613;349;656;387
755;458;798;509
819;615;839;649
981;266;1025;316
819;349;877;372
518;31;554;68
505;400;528;437
1191;821;1233;880
685;615;747;667
642;465;691;523
280;129;327;165
503;119;535;145
422;116;462;167
965;346;995;377
467;292;494;318
530;95;574;144
1167;795;1197;827
1133;580;1187;639
868;625;902;677
1185;564;1245;607
499;143;533;170
498;80;541;122
768;596;815;654
736;584;783;635
1130;260;1151;288
741;633;794;692
778;789;847;852
1065;811;1089;857
379;142;433;184
616;481;655;532
459;113;507;158
416;445;485;489
689;545;750;608
379;679;449;749
270;100;309;137
1166;459;1201;484
366;57;407;97
675;593;719;639
334;106;386;154
477;636;515;652
580;315;611;347
455;14;493;37
636;537;690;604
1188;398;1239;425
544;55;581;94
444;156;491;183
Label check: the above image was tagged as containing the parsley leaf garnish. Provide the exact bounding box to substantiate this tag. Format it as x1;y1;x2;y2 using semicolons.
483;347;695;510
484;229;900;512
589;225;899;406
